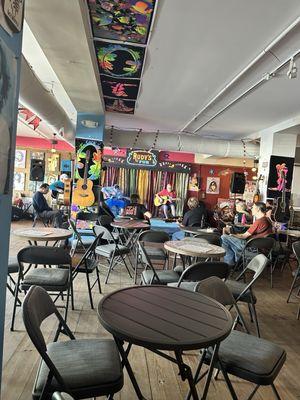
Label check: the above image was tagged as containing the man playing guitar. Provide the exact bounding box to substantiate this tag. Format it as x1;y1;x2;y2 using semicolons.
157;184;177;218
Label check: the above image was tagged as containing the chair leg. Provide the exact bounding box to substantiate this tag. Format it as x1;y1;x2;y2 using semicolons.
95;265;102;294
122;255;133;279
219;366;239;400
70;276;75;311
10;272;22;331
85;271;94;309
105;257;115;284
271;383;282;400
297;304;300;320
287;270;299;303
251;303;260;337
247;384;260;400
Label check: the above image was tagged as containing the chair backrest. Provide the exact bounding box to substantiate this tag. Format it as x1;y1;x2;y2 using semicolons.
98;214;114;228
18;246;71;268
139;230;169;243
245;236;275;252
22;286;73;389
76;211;98;222
93;224;115;243
177;261;229;287
138;242;161;284
194;276;235;306
244;253;269;281
194;233;221;246
292;241;300;264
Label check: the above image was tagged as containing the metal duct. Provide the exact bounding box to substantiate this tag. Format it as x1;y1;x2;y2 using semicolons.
19;56;75;139
104;129;259;158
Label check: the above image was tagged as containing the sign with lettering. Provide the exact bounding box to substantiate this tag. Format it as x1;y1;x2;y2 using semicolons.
126;149;158;169
4;0;24;32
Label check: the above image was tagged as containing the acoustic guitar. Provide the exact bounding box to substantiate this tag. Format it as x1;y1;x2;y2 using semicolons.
252;174;263;203
274;170;290;223
154;194;179;207
73;150;95;207
63;178;72;206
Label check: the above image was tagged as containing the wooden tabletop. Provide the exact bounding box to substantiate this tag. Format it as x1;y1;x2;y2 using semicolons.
179;226;218;235
98;286;232;351
278;229;300;238
111;219;150;230
164;240;225;257
13;227;72;242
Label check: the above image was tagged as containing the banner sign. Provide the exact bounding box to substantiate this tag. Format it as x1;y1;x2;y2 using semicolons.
126;149;158;169
158;161;191;173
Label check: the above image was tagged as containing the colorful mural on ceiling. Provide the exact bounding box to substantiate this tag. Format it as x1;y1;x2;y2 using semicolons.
95;41;145;78
87;0;156;114
88;0;156;44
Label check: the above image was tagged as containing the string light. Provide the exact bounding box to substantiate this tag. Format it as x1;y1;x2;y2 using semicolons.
132;129;142;149
241;140;247;175
109;126;114;149
150;130;159;151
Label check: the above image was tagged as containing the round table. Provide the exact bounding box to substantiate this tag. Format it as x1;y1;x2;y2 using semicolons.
164;239;225;258
98;285;232;400
111;219;150;230
13;227;72;245
279;229;300;238
180;226;218;235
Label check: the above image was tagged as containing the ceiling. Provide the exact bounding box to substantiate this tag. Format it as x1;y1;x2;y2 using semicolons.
23;0;300;141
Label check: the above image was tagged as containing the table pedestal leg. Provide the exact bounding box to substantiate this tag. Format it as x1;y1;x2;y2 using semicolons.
175;350;199;400
115;338;147;400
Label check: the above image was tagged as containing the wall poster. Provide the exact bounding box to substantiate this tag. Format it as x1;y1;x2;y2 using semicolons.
14;149;26;168
206;177;220;194
13;171;25;191
267;155;294;199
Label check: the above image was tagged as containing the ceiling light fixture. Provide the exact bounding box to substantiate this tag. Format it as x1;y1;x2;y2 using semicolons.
287;57;297;79
50;133;58;153
251;158;259;172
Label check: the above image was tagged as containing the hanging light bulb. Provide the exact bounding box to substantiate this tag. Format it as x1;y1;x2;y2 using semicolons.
251;158;258;172
51;133;57;153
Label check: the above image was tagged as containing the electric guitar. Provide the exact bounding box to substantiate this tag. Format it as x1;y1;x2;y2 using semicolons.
274;170;290;223
252;174;263;203
73;150;95;207
154;194;179;207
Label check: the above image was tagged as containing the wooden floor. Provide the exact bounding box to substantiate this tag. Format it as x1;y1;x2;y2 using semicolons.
2;221;300;399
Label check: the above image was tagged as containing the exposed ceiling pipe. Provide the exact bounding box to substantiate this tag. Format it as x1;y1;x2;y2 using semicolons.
180;16;300;133
194;48;300;132
103;128;259;158
19;56;76;140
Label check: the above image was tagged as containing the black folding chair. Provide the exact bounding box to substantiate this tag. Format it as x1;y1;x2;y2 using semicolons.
139;242;179;285
52;393;74;400
23;286;123;399
287;241;300;318
68;219;96;257
11;246;72;332
189;277;286;400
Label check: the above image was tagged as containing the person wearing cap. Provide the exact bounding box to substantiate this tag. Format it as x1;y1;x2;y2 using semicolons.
49;174;69;199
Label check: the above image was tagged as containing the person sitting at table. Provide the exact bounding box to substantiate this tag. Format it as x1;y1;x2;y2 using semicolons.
221;201;273;267
49;173;69;199
101;184;129;216
123;194;152;221
32;183;63;228
157;183;177;218
223;201;252;235
172;197;207;240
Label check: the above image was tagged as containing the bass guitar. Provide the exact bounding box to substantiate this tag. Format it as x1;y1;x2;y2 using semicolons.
154;194;179;207
252;174;263;203
274;169;290;223
73;150;95;207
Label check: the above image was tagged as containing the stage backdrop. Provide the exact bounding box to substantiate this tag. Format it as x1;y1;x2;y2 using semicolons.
267;155;294;199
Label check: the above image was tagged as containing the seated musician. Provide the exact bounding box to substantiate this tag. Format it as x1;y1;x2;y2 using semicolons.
157;184;177;218
123;194;152;221
172;197;207;240
223;201;252;235
221;202;273;267
49;174;69;199
101;184;129;216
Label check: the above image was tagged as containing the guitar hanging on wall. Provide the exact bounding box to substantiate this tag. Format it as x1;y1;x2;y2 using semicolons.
252;174;263;203
274;169;290;223
73;150;95;207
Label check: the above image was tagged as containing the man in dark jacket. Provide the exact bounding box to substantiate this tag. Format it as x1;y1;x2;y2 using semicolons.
32;183;63;228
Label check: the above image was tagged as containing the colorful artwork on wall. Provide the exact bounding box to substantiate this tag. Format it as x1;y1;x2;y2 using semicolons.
206;177;220;194
88;0;156;44
15;149;26;168
75;139;104;181
101;77;140;99
13;172;25;191
267;155;294;199
104;98;135;114
47;154;60;173
95;41;145;78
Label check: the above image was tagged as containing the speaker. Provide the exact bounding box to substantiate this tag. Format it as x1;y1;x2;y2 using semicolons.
230;172;246;194
30;159;45;181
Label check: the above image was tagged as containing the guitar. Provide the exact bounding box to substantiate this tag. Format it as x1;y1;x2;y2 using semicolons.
154;194;179;207
63;178;72;206
274;170;290;223
72;150;95;207
252;174;263;203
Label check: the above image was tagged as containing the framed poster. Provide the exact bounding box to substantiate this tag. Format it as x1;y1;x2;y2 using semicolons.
15;149;26;168
13;172;25;191
267;155;294;199
47;153;60;173
206;177;220;194
188;173;200;191
61;159;72;172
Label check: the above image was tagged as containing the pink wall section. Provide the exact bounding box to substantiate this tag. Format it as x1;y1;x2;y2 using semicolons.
16;136;74;151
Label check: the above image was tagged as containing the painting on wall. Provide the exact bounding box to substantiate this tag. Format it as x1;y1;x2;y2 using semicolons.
188;173;200;191
47;153;60;173
31;151;44;160
101;77;140;99
75;138;104;181
0;36;17;194
206;177;220;194
61;159;72;173
95;41;145;78
267;155;294;199
88;0;156;44
13;172;25;191
104;97;135;114
15;149;26;168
